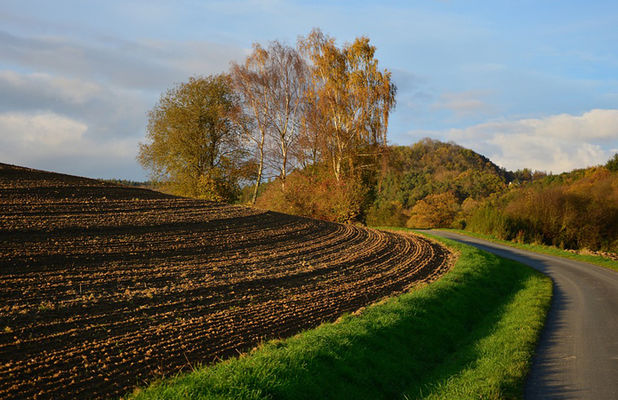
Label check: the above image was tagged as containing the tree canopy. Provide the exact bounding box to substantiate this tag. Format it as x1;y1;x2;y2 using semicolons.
138;29;401;222
299;29;396;181
138;74;244;201
230;41;310;202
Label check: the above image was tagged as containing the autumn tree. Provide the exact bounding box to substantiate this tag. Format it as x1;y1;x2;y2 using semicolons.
406;191;460;229
138;74;244;201
231;41;309;201
230;48;271;204
299;28;396;181
254;30;398;222
294;102;322;169
262;41;310;189
606;153;618;172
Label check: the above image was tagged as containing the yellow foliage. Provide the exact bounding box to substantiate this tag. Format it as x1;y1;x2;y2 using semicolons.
407;192;460;229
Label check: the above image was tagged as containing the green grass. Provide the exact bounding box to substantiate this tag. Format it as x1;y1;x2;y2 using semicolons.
445;229;618;272
127;231;552;400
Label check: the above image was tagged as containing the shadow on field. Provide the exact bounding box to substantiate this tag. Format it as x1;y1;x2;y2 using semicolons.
277;250;531;399
131;240;550;400
0;212;318;272
0;185;174;201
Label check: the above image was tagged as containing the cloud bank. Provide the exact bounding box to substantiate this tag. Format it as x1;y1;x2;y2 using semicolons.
0;111;141;178
2;1;617;180
0;30;246;180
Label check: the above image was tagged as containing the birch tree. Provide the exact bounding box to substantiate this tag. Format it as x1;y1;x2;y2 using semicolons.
232;41;309;200
299;29;396;181
230;46;271;203
264;41;310;189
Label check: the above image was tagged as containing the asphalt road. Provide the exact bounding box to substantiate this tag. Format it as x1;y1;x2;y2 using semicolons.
428;230;618;400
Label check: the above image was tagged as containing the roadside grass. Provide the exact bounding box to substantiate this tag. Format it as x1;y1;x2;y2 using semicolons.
446;229;618;273
127;231;552;400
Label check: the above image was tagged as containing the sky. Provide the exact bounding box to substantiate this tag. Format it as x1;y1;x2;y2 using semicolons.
1;0;617;180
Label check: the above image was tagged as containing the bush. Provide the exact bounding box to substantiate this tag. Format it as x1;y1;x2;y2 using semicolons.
365;201;408;227
406;192;460;229
256;168;370;223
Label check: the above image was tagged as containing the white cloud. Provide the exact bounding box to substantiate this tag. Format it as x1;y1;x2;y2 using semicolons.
0;111;140;179
486;133;612;173
0;112;87;148
0;70;102;106
0;70;150;152
535;109;618;140
408;109;618;173
0;28;246;181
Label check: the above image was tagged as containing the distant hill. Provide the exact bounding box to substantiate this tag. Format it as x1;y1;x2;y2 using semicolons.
367;138;510;227
367;139;617;253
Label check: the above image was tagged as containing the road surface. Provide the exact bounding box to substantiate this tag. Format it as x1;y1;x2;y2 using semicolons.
428;230;618;400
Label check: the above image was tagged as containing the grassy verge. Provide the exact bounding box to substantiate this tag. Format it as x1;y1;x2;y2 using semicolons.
127;231;552;400
446;229;618;272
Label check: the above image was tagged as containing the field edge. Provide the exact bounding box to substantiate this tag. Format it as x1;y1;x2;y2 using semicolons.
126;229;552;400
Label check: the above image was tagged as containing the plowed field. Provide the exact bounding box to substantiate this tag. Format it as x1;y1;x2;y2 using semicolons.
0;163;452;399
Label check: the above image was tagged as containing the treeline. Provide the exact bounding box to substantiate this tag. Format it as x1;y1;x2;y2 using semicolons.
101;178;153;188
137;29;617;253
138;29;395;221
347;139;618;253
466;160;618;252
365;140;618;253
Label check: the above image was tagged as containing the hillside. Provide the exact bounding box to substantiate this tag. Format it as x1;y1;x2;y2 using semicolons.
0;163;451;400
367;138;510;227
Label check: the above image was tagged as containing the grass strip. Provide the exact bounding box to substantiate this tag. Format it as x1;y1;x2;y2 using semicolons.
446;228;618;272
128;232;551;400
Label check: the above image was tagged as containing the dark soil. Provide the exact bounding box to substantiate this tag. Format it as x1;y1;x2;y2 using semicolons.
0;163;451;399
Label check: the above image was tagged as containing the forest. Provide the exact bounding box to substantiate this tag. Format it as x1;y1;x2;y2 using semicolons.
138;30;618;254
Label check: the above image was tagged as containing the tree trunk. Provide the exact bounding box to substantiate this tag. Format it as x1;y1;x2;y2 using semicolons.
281;146;288;190
251;167;262;204
251;135;265;204
333;156;341;182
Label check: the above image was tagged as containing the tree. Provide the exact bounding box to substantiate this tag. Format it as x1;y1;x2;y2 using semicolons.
606;153;618;172
137;74;243;201
406;192;460;228
294;102;322;169
263;41;310;190
230;48;271;204
299;28;396;181
231;41;309;201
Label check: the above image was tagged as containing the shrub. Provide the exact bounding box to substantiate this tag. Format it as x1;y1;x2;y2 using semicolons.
406;191;460;229
256;168;369;223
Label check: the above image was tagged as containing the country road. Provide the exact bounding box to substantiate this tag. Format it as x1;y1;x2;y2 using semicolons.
428;230;618;400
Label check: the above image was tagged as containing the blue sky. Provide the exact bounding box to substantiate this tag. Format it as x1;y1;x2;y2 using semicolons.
1;0;617;179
